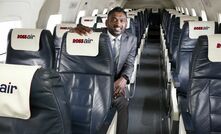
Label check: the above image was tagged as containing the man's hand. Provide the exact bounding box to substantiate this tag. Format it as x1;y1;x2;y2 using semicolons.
114;76;127;98
69;24;92;35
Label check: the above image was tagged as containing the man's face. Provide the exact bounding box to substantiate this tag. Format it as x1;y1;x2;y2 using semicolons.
106;12;127;37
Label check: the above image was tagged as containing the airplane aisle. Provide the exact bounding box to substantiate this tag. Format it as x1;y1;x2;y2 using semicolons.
128;26;169;134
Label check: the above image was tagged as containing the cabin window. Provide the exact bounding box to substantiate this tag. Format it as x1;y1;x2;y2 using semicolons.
201;10;208;21
177;7;181;12
76;10;86;24
181;7;185;14
103;8;108;14
191;8;197;16
92;9;99;16
0;20;22;63
217;13;221;24
185;8;189;15
46;14;62;33
175;7;179;11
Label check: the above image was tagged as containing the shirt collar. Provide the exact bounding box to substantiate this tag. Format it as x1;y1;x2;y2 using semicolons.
107;31;122;41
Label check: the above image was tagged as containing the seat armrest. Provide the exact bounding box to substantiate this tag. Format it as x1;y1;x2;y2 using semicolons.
182;112;194;133
172;72;180;88
179;112;194;134
98;107;118;134
170;81;179;121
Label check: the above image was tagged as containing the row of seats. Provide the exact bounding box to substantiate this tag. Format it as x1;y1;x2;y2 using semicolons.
160;8;221;134
0;7;154;134
1;28;117;134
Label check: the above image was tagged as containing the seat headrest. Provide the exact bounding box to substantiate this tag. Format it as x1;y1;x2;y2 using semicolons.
189;21;215;39
191;35;221;79
80;16;97;27
96;14;107;18
95;22;106;29
168;10;179;14
66;32;101;56
6;28;55;69
11;28;42;51
170;12;182;18
126;18;131;29
152;8;159;13
179;16;198;29
127;11;137;19
0;64;40;119
101;17;107;23
208;34;221;62
166;9;177;12
55;23;76;38
59;32;113;75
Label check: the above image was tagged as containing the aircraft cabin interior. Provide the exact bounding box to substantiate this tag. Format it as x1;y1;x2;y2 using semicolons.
0;0;221;134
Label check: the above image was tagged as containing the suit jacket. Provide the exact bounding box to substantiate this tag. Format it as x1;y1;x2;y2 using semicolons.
104;29;137;82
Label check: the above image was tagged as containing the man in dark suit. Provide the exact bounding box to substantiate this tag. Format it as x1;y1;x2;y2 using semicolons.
71;7;137;134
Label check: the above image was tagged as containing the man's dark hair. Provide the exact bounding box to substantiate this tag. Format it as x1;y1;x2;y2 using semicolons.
107;7;127;18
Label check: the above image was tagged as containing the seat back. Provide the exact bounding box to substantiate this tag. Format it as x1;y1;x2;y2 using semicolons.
188;35;221;134
57;32;114;134
0;64;71;134
6;28;55;69
96;14;107;23
169;16;198;70
53;23;77;68
176;21;217;95
79;16;101;28
126;18;136;36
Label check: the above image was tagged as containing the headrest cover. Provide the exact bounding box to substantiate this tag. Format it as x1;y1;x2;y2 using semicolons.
166;9;176;12
171;13;182;18
102;17;107;23
126;18;131;29
96;22;106;28
81;16;97;27
127;11;137;19
152;8;159;13
56;23;77;38
11;28;42;51
180;16;198;29
66;32;101;56
96;14;107;18
0;64;40;119
168;10;179;14
208;34;221;62
175;14;186;17
189;21;215;39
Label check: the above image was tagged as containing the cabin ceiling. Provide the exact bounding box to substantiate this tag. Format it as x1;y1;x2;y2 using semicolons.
124;0;174;9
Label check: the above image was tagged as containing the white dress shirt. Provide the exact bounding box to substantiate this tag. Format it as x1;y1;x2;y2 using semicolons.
107;31;122;60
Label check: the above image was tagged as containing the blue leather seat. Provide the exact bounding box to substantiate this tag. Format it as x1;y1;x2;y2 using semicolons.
6;28;55;69
169;16;198;70
175;21;217;96
0;64;71;134
181;34;221;134
57;32;115;134
79;16;102;28
126;18;136;36
53;23;77;68
173;21;218;114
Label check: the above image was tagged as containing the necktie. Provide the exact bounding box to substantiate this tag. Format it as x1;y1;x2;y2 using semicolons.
113;38;120;64
113;38;120;74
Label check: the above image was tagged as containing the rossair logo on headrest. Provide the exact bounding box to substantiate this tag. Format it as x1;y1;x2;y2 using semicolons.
217;43;221;48
17;34;35;39
60;27;72;30
193;26;210;30
0;82;17;94
73;38;93;43
84;19;94;22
